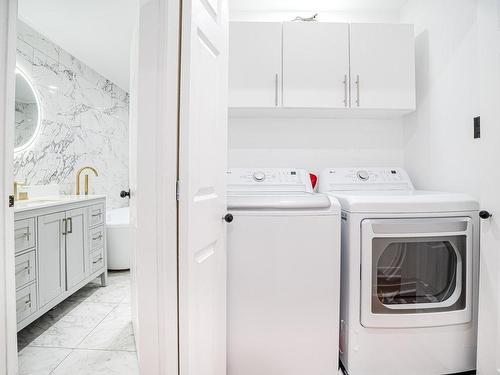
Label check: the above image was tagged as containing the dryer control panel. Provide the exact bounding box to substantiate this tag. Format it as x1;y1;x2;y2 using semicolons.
318;168;414;192
227;168;313;193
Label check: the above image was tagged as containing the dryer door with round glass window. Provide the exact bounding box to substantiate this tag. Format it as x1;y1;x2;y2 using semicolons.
360;217;473;328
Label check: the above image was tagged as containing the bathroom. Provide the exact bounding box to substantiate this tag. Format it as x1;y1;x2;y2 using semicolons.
12;0;137;373
0;0;499;375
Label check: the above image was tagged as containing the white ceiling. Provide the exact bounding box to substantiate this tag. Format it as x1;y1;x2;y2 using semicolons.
18;0;137;91
229;0;408;12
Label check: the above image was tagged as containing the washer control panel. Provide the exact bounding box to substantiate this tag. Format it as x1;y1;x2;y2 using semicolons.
318;168;414;192
227;168;313;193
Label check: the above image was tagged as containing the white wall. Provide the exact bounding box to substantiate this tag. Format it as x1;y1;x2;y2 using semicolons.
400;0;481;195
228;117;404;174
228;10;406;172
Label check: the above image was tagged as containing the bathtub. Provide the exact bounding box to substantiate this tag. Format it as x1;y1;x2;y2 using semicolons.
106;207;131;270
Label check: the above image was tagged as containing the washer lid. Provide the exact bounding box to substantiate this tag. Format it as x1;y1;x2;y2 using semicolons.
330;190;479;213
227;168;337;210
227;193;333;210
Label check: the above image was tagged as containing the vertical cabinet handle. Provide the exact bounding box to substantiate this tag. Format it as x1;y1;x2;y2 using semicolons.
274;73;279;107
355;74;360;107
67;217;73;234
343;74;348;107
62;218;67;235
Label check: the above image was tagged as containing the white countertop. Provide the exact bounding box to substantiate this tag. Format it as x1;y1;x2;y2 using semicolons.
14;195;106;213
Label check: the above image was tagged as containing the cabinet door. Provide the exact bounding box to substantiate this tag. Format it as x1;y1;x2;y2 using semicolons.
229;22;282;107
283;22;350;108
65;208;88;289
350;23;415;110
38;212;65;307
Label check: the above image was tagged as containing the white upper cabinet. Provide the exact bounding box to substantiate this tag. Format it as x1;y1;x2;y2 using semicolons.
283;22;349;108
350;23;415;111
229;22;282;107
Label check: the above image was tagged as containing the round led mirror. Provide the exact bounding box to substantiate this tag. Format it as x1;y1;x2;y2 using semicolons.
14;68;41;152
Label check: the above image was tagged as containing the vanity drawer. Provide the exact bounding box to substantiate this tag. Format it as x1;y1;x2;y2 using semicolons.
15;218;35;253
16;283;37;324
90;248;105;273
15;250;36;290
88;204;105;227
89;226;105;251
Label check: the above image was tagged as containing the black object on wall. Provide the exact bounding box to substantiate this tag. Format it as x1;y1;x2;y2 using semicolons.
474;116;481;139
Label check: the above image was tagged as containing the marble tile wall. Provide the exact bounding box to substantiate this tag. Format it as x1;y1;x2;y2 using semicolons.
14;101;38;148
14;21;129;209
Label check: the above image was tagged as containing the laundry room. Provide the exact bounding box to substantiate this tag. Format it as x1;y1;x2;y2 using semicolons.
226;0;495;375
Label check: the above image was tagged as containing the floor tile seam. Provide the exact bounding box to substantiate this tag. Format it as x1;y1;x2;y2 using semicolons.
46;347;74;375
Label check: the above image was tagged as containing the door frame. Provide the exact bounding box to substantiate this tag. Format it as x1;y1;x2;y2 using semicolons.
0;0;182;373
0;0;19;373
132;0;181;373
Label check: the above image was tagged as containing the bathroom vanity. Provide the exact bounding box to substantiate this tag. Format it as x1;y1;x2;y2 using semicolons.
14;196;107;331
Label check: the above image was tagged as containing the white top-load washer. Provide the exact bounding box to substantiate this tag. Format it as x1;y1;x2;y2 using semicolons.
318;168;480;375
226;168;341;375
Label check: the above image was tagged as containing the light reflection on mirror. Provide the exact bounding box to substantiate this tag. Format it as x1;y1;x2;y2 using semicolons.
14;67;41;153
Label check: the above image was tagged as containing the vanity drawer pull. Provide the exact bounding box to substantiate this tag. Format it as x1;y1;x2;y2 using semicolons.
15;265;30;275
88;204;105;228
15;230;31;241
93;257;103;264
15;250;36;290
16;283;37;323
15;218;35;253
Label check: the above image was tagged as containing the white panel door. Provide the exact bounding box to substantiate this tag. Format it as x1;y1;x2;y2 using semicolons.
38;212;65;307
283;22;349;108
65;208;88;290
476;0;500;373
229;22;281;107
178;0;228;374
350;23;415;110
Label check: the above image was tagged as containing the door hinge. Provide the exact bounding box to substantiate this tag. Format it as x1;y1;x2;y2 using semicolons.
176;181;180;201
8;195;14;208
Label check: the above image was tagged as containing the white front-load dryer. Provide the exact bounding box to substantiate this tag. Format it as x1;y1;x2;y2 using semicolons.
226;168;341;375
318;168;480;375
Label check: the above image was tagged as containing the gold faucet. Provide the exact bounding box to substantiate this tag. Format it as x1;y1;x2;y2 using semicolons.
76;167;99;195
13;181;28;201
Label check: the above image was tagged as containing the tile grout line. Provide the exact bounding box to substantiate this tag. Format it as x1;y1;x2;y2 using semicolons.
71;300;123;349
47;348;74;375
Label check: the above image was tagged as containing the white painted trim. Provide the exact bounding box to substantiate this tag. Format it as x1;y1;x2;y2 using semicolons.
133;0;180;373
0;0;18;373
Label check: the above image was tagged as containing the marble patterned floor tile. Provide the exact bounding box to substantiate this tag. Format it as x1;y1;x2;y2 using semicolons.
20;302;116;349
18;346;71;375
68;284;129;304
51;349;139;375
78;304;135;351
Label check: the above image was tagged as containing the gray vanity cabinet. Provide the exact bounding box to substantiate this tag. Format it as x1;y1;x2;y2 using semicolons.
15;197;107;331
65;208;88;289
37;211;66;308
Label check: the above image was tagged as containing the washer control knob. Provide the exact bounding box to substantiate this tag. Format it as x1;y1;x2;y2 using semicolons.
253;171;266;182
357;170;369;181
